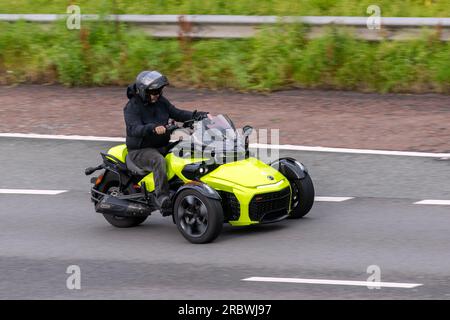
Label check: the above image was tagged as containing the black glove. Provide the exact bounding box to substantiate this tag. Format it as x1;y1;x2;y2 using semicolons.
192;110;209;121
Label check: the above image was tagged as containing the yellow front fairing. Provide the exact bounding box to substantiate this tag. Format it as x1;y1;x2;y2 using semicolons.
205;157;286;188
200;158;291;226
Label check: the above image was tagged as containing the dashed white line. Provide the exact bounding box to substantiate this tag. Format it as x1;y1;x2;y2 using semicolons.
0;189;67;195
242;277;423;289
315;196;354;202
1;187;447;208
414;200;450;206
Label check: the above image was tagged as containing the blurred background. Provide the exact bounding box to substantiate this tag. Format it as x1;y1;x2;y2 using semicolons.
1;1;450;301
0;0;449;93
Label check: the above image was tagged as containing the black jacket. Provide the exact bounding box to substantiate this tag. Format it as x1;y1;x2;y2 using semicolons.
124;85;193;150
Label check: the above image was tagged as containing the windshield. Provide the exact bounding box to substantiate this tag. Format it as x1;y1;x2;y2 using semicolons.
193;114;236;142
174;114;247;162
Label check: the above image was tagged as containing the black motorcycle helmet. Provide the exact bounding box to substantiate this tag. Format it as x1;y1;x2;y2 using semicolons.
135;70;169;102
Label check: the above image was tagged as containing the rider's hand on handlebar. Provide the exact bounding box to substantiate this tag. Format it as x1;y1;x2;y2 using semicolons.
154;126;166;135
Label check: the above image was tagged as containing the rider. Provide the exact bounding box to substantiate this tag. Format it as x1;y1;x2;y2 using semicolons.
124;70;209;214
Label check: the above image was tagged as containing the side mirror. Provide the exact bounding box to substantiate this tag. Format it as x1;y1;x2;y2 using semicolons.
243;125;253;136
242;125;253;159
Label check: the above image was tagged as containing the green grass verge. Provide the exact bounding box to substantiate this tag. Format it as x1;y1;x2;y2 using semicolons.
1;0;450;17
0;21;449;93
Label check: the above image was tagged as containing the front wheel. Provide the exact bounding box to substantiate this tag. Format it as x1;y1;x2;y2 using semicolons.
174;189;223;244
288;174;315;219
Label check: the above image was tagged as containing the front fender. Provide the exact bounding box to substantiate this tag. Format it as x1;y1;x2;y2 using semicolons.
175;181;222;201
171;182;221;224
270;157;308;180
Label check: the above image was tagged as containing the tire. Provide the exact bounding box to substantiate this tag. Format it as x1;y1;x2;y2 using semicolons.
98;174;148;228
103;214;147;228
288;173;315;219
174;189;223;244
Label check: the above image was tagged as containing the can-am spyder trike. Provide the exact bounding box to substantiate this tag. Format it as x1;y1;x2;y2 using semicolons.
85;114;315;244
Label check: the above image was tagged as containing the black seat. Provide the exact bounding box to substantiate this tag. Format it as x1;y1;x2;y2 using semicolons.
125;155;150;176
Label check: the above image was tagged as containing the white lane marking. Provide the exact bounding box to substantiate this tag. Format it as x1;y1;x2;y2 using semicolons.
315;196;354;202
1;133;450;158
414;200;450;206
242;277;423;289
252;143;450;158
0;189;67;195
0;133;125;142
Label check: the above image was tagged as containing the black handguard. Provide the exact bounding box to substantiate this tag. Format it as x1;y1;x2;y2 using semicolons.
192;110;209;121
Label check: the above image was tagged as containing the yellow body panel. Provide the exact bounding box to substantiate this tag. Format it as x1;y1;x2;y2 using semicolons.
206;157;285;188
164;153;210;182
107;144;128;162
106;145;291;226
106;144;208;192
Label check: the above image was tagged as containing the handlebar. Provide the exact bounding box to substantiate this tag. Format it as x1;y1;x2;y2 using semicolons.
153;117;201;135
152;123;179;135
152;110;209;135
165;123;180;134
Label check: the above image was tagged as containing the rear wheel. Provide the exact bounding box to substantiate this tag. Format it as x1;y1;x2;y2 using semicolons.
174;189;223;244
99;179;148;228
288;174;315;219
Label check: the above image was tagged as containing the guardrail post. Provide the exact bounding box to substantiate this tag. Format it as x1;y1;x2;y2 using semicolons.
178;15;193;75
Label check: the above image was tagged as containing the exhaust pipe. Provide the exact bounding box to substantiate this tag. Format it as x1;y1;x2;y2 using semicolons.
95;195;152;217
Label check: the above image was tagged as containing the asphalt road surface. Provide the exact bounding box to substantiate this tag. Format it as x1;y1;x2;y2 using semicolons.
1;138;450;299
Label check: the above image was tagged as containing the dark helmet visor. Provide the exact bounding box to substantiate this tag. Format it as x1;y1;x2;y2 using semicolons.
147;88;163;96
